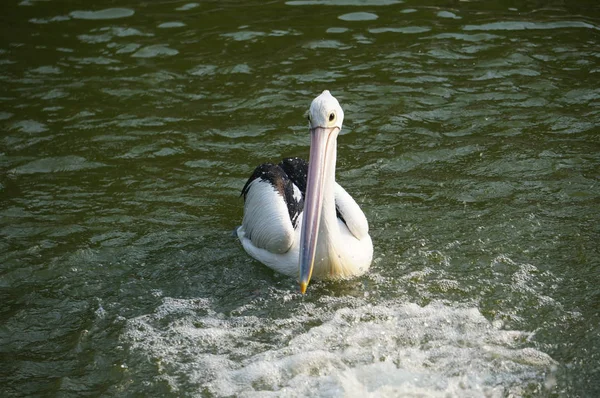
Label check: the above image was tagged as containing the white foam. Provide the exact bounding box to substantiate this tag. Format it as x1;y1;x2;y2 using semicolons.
123;297;555;396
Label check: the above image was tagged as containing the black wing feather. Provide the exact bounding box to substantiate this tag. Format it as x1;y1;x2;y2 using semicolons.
241;161;304;228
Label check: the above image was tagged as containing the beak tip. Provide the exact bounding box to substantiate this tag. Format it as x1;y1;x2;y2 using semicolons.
299;281;308;294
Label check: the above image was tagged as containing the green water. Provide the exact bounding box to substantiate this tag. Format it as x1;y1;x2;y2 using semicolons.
1;0;599;396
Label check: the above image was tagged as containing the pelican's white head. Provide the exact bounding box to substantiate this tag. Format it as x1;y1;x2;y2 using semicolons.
308;90;344;131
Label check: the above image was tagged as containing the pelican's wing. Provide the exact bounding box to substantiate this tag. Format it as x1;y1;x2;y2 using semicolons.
239;163;304;254
335;183;369;240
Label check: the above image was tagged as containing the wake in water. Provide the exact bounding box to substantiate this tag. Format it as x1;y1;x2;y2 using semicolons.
122;296;556;396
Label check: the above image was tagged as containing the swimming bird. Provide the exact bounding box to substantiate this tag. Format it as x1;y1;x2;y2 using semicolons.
237;90;373;293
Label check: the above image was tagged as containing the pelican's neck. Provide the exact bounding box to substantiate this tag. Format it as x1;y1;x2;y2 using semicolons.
320;140;337;226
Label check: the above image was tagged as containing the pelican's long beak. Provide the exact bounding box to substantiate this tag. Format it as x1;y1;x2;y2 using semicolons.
299;126;338;294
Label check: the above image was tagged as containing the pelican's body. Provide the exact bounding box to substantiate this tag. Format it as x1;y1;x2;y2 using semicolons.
237;91;373;292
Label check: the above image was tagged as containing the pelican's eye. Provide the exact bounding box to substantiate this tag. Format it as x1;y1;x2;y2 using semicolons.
329;112;335;122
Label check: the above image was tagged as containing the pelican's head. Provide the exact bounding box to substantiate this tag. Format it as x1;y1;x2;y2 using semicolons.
299;90;345;294
307;90;344;131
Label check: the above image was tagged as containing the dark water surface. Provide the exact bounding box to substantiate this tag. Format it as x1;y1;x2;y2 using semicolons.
1;0;599;396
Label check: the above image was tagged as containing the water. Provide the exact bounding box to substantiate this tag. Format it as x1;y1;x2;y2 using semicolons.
1;0;599;396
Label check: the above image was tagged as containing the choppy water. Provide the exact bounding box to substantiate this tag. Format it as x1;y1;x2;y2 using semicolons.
1;0;599;396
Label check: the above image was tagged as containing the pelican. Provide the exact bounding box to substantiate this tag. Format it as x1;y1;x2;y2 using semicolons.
237;90;373;293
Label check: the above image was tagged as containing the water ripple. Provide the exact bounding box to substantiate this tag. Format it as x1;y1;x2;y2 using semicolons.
11;156;106;174
369;26;431;34
132;45;179;58
70;8;135;20
464;20;600;31
287;0;402;5
339;12;379;21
